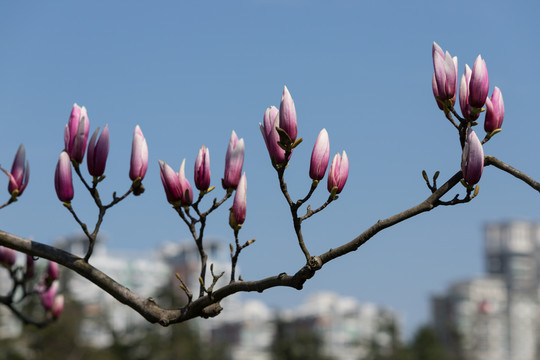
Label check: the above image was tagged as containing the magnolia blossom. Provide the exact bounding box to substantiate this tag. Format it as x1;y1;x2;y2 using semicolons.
129;125;148;181
1;144;29;197
327;151;349;194
39;281;59;310
159;160;183;205
432;42;458;108
232;173;247;226
222;131;245;189
484;86;505;133
47;261;59;281
178;159;193;205
87;125;110;177
461;129;484;185
0;246;17;267
309;129;330;181
194;145;211;191
259;106;287;164
279;86;298;142
25;254;35;279
459;64;478;120
64;104;90;163
54;151;74;202
159;159;193;206
469;55;489;108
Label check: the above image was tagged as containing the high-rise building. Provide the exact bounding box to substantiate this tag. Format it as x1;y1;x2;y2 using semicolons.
433;221;540;360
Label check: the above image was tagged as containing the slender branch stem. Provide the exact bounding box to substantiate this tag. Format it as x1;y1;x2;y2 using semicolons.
230;229;240;283
300;196;334;221
201;191;233;218
484;155;540;193
0;197;16;210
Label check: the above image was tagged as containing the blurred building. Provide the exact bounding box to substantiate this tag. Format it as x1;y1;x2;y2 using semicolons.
208;291;401;360
57;236;171;347
433;221;540;360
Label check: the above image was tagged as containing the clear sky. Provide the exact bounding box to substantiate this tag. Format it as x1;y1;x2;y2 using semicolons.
1;0;540;337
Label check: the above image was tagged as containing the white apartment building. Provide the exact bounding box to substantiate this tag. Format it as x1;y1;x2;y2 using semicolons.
433;221;540;360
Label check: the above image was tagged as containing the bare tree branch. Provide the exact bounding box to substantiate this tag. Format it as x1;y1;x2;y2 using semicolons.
484;155;540;193
0;168;468;326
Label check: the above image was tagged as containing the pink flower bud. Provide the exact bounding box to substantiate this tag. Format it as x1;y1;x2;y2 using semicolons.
47;261;59;281
54;151;74;202
310;129;330;181
1;144;30;197
159;160;183;205
469;55;489;108
484;86;504;133
327;151;349;194
194;145;211;191
51;295;64;319
40;281;58;310
0;246;17;267
87;125;110;177
432;42;458;107
178;159;193;206
129;125;148;181
259;106;288;164
222;131;245;189
461;129;484;185
159;159;193;206
279;86;298;142
459;65;479;121
64;104;90;163
232;173;247;226
25;254;35;279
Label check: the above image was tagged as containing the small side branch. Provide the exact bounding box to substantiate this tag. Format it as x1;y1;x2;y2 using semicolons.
229;228;255;283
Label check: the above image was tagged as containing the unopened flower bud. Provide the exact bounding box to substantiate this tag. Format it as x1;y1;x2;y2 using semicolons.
54;152;74;203
484;86;504;133
432;42;458;109
0;246;16;267
47;261;59;282
231;173;247;228
40;281;58;310
279;86;298;143
327;151;349;194
469;55;489;108
459;64;479;120
129;125;149;181
194;145;211;191
159;160;182;205
64;104;90;163
25;254;35;279
309;129;330;180
87;125;110;177
461;129;484;185
222;131;245;189
1;144;30;197
178;159;193;206
259;106;288;164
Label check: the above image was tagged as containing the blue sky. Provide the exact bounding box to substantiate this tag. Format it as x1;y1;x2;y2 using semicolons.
1;1;540;336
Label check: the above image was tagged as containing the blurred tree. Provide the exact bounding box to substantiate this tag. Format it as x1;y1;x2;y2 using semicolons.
270;317;334;360
408;326;451;360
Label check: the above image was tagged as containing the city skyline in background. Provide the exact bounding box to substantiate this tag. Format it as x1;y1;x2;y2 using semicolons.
1;0;540;337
